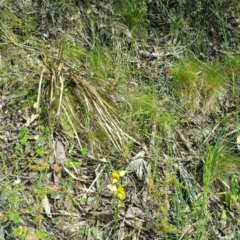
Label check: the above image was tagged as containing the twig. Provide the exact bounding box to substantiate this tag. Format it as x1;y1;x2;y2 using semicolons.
36;68;46;111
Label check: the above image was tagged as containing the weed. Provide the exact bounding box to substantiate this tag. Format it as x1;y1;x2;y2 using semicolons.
0;9;36;38
194;144;215;239
169;17;182;36
147;149;179;237
8;212;21;224
224;177;240;209
12;226;24;239
218;176;240;229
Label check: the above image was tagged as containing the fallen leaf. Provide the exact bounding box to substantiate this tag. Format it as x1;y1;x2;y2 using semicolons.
24;113;39;127
51;163;62;174
55;140;66;164
132;151;145;161
42;196;52;218
128;158;144;173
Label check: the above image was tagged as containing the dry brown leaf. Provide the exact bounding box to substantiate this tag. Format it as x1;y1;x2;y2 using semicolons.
51;163;62;174
57;62;64;72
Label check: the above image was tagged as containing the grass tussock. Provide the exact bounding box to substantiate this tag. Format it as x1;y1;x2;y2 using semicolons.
39;40;136;154
172;58;227;114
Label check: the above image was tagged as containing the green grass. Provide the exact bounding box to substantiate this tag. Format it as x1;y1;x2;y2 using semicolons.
113;0;148;38
172;57;227;114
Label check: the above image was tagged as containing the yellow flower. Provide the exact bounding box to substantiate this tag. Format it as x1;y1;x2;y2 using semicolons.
112;170;120;183
119;170;127;177
107;183;117;192
108;170;127;202
116;185;126;201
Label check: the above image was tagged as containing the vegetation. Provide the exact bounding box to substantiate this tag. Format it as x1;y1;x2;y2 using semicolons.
0;0;240;239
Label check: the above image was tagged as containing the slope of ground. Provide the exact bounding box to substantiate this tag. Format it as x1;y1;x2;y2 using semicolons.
0;0;240;239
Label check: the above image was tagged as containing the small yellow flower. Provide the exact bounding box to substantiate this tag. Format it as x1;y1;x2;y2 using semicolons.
107;183;117;192
108;170;127;202
112;170;120;182
116;185;126;201
119;170;127;177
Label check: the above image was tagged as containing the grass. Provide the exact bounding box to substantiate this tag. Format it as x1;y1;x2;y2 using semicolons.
172;57;227;114
0;1;240;239
113;0;147;38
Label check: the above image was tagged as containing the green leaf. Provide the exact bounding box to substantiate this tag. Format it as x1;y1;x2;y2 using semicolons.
9;212;21;224
36;148;45;156
73;160;82;168
225;192;232;208
18;127;28;139
39;136;47;144
20;135;29;145
231;177;239;198
80;148;88;156
80;198;87;204
25;207;31;214
19;89;29;97
36;229;51;240
47;188;54;195
87;114;92;121
15;144;23;152
42;78;47;85
35;145;45;156
52;217;59;224
65;159;72;168
12;225;23;237
65;159;82;168
220;209;227;227
9;99;16;105
42;126;49;134
21;230;29;240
